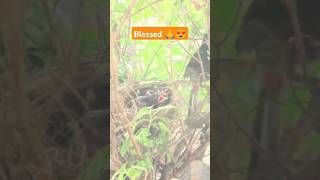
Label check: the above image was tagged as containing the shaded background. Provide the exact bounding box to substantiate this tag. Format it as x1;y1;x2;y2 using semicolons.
0;0;210;180
213;0;320;180
0;0;108;179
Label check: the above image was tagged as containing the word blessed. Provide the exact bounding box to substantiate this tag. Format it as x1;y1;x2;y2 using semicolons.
133;31;162;38
132;27;188;40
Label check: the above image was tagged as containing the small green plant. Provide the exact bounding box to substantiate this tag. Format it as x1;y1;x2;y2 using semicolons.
113;106;176;180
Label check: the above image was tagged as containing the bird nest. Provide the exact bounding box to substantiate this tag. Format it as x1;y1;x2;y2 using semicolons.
110;80;210;179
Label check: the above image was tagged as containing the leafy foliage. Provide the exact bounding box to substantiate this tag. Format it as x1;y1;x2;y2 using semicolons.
115;106;173;179
111;0;209;179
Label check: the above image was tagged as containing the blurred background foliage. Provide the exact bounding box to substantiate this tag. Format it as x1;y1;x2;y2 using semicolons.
0;0;108;180
213;0;320;180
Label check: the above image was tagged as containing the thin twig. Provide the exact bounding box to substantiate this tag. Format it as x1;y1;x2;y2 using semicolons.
110;0;143;159
130;0;164;18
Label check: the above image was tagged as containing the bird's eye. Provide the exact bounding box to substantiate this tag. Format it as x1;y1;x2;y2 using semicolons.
145;90;154;95
163;89;170;95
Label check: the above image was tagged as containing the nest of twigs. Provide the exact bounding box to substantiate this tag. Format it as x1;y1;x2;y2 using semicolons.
110;80;210;180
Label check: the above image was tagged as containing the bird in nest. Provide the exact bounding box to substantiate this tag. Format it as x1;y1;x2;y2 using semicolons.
134;85;172;109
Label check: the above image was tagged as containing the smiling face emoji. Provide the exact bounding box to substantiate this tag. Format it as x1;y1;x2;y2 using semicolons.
176;30;186;38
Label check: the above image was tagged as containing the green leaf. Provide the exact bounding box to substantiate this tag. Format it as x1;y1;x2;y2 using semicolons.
80;27;98;45
295;132;320;159
307;61;320;78
213;0;255;56
132;107;152;123
120;138;130;157
81;146;109;180
127;167;143;180
117;166;127;180
166;151;173;163
282;84;310;124
136;128;153;147
136;157;153;170
158;121;170;134
295;85;311;102
213;0;239;33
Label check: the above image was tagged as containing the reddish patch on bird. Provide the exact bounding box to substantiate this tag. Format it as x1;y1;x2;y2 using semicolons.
158;94;167;103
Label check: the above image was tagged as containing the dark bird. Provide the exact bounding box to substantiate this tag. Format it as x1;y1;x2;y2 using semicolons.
184;35;210;129
134;86;171;109
184;35;210;81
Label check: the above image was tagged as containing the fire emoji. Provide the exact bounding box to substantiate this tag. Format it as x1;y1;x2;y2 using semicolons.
165;30;174;39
